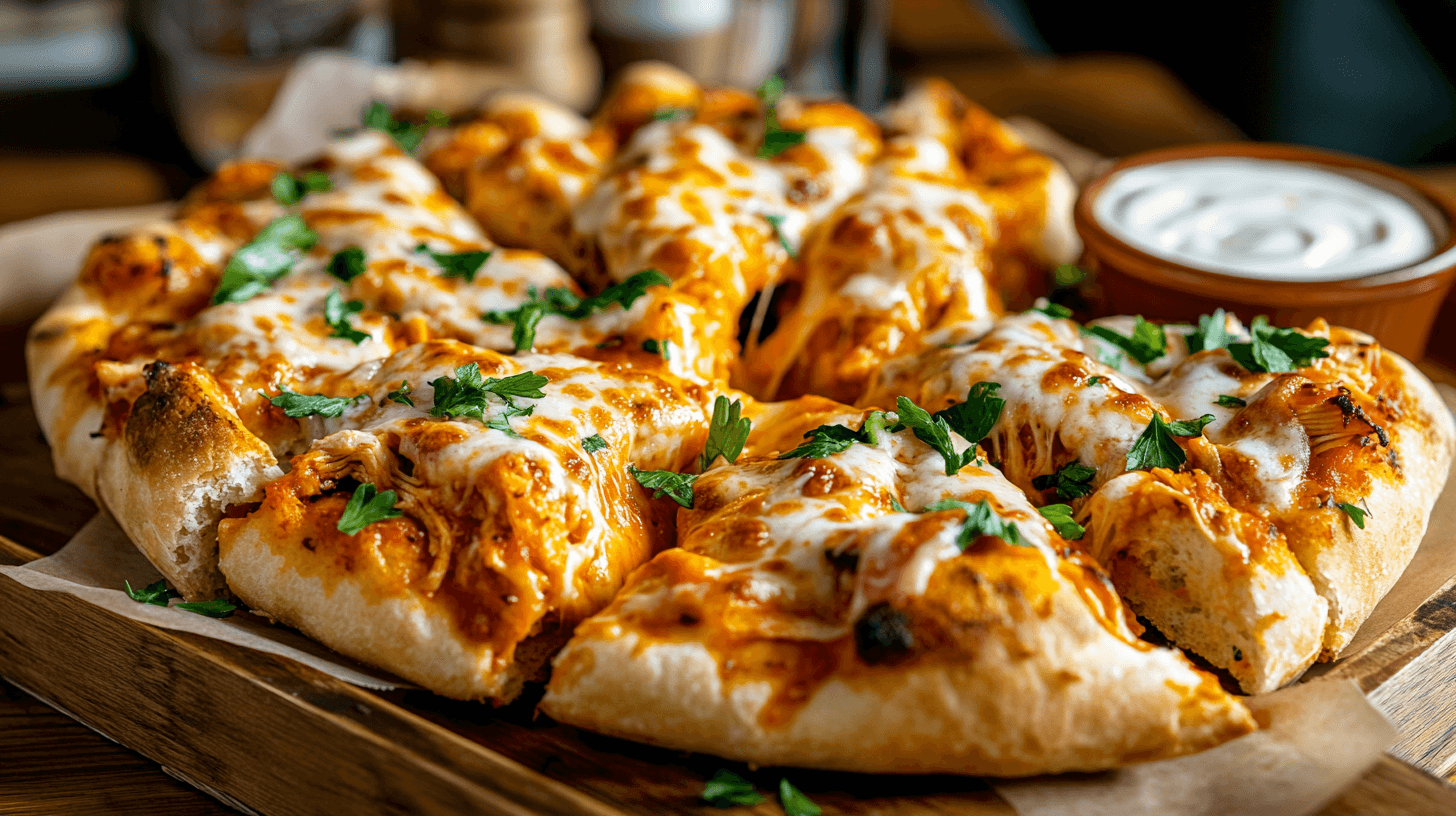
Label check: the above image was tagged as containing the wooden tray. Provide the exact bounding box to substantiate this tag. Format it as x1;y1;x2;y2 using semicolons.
1;383;1455;816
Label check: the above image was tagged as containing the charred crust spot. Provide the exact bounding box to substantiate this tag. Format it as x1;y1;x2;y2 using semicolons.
855;602;915;666
786;176;827;206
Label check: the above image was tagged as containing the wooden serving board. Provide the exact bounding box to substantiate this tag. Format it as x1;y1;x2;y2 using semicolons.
1;380;1455;816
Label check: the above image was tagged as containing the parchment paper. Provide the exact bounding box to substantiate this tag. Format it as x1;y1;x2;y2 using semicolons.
0;514;401;690
2;51;1450;815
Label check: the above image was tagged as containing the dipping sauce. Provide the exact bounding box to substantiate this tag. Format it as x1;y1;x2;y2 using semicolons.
1093;157;1436;282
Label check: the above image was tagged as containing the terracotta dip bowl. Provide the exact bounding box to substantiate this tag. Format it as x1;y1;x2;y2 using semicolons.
1075;142;1456;359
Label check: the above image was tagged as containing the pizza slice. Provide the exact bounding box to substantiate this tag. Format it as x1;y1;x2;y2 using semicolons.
865;309;1454;690
217;340;710;701
541;400;1255;774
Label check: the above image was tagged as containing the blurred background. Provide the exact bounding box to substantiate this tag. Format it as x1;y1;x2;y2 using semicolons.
1;0;1455;356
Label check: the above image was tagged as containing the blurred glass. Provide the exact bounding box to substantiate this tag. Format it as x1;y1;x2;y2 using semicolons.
0;0;133;92
140;0;388;167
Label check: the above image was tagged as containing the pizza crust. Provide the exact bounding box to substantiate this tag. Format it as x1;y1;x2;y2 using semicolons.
543;560;1254;776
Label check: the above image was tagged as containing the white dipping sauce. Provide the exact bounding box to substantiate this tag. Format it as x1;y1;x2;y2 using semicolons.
1094;157;1436;281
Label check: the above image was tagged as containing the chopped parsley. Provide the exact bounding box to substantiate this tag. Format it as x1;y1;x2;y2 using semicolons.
1228;316;1330;373
323;289;370;344
1053;264;1087;286
779;779;821;816
427;363;547;434
1217;394;1246;408
581;434;608;453
1038;504;1085;540
1085;317;1166;365
932;382;1004;451
642;338;671;361
699;396;751;470
1337;502;1371;529
482;270;670;351
896;396;977;476
1125;413;1215;472
125;579;177;607
270;170;332;206
363;101;446;155
920;499;1024;549
702;770;763;807
1098;348;1124;369
1186;308;1229;354
212;215;319;304
1086;376;1105;387
328;246;367;282
387;380;414;406
779;422;866;460
764;213;797;258
1031;301;1073;319
755;75;807;158
652;106;693;122
415;243;492;284
1031;461;1097;500
259;386;365;418
175;599;237;618
628;465;696;508
1233;646;1244;662
337;482;402;535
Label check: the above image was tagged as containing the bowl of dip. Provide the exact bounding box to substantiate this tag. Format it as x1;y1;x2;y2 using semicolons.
1074;143;1456;359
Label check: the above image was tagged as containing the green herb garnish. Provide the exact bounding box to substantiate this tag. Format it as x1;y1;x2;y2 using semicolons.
415;243;492;284
175;599;237;618
1038;504;1085;540
1031;461;1097;500
628;465;696;508
387;380;414;406
1085;316;1166;365
259;386;365;418
427;363;547;429
337;482;402;535
920;499;1024;549
699;396;751;470
212;215;319;304
755;75;807;158
1186;308;1229;354
270;170;332;206
764;213;797;258
702;769;763;807
1032;302;1073;319
581;434;608;453
642;338;671;361
1217;395;1246;408
1227;316;1330;373
363;101;446;155
482;270;670;351
124;579;177;607
328;246;366;282
323;289;370;344
1125;413;1215;472
1337;502;1370;529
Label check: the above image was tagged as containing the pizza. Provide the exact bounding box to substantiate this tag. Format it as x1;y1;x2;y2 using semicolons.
25;60;1452;776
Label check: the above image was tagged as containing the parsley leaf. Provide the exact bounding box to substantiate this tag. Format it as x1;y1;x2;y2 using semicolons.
1085;317;1166;365
416;243;492;283
483;270;671;351
779;423;862;459
756;75;807;158
259;386;365;418
212;215;319;304
337;482;402;535
328;246;367;282
700;396;751;470
484;402;534;438
702;770;763;807
1186;308;1229;354
1053;264;1087;286
1217;394;1246;408
124;579;177;607
1031;461;1097;500
779;779;820;816
1086;376;1105;387
1337;502;1371;529
920;499;1024;549
323;289;370;344
764;213;797;258
934;382;1004;450
642;338;671;361
1031;301;1073;319
1228;316;1330;373
427;363;548;424
1038;504;1085;540
387;380;414;406
363;101;446;155
652;106;693;122
1125;413;1214;471
581;433;608;453
175;599;237;618
271;170;332;206
628;465;696;508
897;396;975;476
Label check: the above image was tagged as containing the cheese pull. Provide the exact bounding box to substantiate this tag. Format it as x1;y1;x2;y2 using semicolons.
542;402;1255;775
